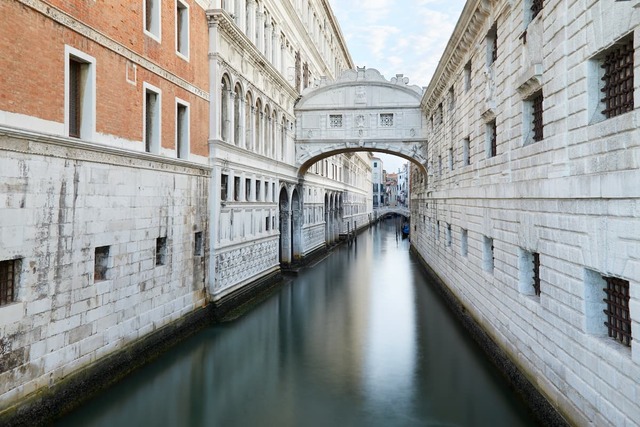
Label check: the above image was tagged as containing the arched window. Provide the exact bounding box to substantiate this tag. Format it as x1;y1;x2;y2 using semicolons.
234;84;242;146
221;75;231;142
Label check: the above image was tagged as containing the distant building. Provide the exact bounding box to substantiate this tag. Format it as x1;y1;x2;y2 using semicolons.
371;157;384;207
385;173;398;207
397;163;409;207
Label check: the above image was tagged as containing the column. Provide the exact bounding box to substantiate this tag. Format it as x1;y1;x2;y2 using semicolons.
272;24;280;69
280;36;287;75
238;95;246;149
249;105;256;151
246;0;256;43
257;4;265;53
227;90;235;145
237;0;246;33
265;21;273;62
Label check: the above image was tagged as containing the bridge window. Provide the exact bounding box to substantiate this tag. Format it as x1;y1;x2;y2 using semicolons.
379;113;394;127
329;114;343;128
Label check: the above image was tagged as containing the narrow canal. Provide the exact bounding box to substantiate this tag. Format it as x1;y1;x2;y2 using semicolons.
58;219;538;426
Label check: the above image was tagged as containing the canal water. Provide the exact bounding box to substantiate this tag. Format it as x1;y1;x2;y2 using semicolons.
58;220;538;426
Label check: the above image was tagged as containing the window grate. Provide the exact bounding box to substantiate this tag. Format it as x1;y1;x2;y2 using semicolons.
601;38;634;119
329;114;343;128
0;260;17;306
490;120;497;157
380;113;393;127
532;252;541;296
603;277;632;346
532;91;544;142
295;51;301;92
530;0;543;20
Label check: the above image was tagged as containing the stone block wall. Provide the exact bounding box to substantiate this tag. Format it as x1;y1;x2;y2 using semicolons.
0;128;210;412
412;0;640;424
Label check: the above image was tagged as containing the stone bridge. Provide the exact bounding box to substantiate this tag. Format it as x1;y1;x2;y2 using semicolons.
375;206;411;218
294;67;428;177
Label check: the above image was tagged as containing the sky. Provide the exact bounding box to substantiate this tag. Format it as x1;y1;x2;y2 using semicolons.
327;0;467;173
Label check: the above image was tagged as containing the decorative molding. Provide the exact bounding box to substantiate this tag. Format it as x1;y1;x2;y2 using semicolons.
18;0;209;101
516;64;543;99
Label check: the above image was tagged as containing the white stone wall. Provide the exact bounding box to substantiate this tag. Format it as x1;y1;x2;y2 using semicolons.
0;129;210;411
412;0;640;425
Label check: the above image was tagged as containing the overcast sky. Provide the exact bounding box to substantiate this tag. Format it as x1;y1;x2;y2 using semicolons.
327;0;466;173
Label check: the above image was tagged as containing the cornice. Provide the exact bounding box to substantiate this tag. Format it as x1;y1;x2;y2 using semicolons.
207;9;299;100
421;0;495;113
319;0;355;69
0;126;212;175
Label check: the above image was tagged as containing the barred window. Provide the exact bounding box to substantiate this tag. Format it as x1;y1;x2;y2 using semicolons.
486;120;497;158
530;0;543;20
380;113;393;127
329;114;343;128
532;252;541;296
532;91;544;142
94;246;110;282
0;259;18;306
603;277;632;346
155;237;167;266
601;37;634;119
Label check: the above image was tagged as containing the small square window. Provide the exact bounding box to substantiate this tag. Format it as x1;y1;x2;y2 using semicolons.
0;259;20;306
600;36;634;119
380;113;394;127
194;232;203;256
329;114;343;128
155;237;167;266
483;236;494;273
94;246;110;282
518;249;540;296
460;229;468;257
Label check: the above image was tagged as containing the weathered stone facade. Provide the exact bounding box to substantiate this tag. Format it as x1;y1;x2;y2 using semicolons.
0;128;210;412
411;0;640;424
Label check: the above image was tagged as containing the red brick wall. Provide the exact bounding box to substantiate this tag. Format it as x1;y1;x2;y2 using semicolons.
0;1;209;157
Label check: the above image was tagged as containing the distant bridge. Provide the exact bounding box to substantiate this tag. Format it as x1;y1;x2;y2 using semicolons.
374;206;410;218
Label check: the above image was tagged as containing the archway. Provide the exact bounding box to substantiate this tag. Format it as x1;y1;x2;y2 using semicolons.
279;186;291;264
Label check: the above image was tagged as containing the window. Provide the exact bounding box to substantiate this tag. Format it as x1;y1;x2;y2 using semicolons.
531;91;544;143
155;237;167;266
529;0;543;23
460;229;468;257
438;103;443;124
194;232;203;256
448;86;455;111
483;236;494;273
256;180;262;201
329;114;343;128
600;36;634;119
449;148;454;171
176;99;189;159
221;174;228;201
486;120;497;158
373;162;377;167
603;277;632;346
446;224;452;247
272;183;276;202
234;177;240;201
487;23;498;66
65;46;96;140
0;259;19;306
518;249;540;296
245;178;251;201
94;246;110;282
176;0;189;59
380;113;394;127
144;0;161;40
464;61;472;92
144;83;161;154
265;217;270;231
463;137;471;166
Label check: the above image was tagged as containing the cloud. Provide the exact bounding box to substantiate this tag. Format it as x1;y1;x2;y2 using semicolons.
328;0;465;87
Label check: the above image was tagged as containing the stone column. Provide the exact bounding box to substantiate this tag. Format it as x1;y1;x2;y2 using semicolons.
265;21;273;62
237;93;245;148
280;210;292;264
272;24;280;68
246;0;256;42
280;37;287;75
236;0;246;33
256;5;265;53
249;106;256;151
227;90;235;144
259;111;265;155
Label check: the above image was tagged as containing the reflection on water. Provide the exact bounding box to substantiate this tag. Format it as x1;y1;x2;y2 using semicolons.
59;220;537;427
